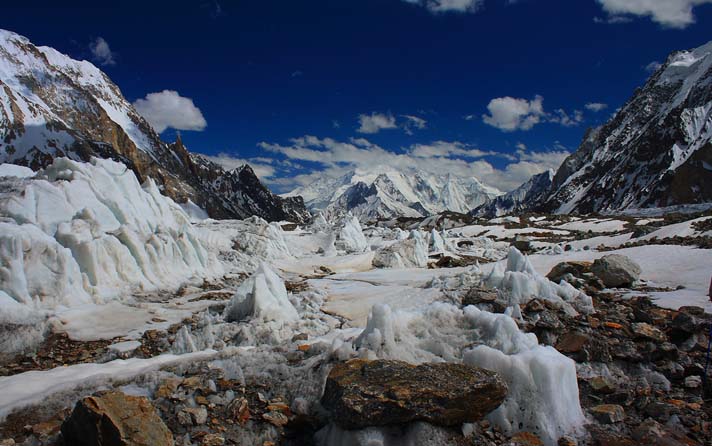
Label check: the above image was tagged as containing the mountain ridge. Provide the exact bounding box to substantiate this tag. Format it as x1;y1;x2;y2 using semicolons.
0;29;309;223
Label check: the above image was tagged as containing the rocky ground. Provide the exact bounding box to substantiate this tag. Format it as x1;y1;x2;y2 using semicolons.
1;213;711;446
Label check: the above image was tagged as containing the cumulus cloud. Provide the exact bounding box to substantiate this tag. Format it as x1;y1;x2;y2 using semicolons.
481;96;587;131
403;0;484;13
595;0;712;28
482;95;545;131
259;136;568;192
585;102;608;112
357;112;398;134
133;90;207;134
202;153;277;181
89;37;116;66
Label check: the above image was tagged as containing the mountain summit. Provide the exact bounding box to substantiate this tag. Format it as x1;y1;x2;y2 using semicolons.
541;40;712;214
285;168;501;222
0;29;309;222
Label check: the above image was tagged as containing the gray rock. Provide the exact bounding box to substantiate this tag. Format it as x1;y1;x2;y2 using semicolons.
591;254;641;287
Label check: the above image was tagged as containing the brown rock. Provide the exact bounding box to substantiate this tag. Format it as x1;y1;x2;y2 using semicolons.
589;376;616;394
631;323;667;343
321;359;507;429
591;404;625;424
60;391;173;446
546;261;593;283
154;378;181;399
462;287;498;306
510;431;544;446
556;331;590;353
262;411;289;427
201;433;226;446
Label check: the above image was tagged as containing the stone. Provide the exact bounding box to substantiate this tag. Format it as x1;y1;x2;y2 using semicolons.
262;411;289;427
557;436;577;446
684;375;702;389
201;434;226;446
61;391;173;446
513;237;533;253
546;261;593;284
591;254;641;288
154;378;181;399
510;431;544;446
321;359;507;429
185;406;209;425
589;376;616;394
631;323;667;343
556;331;590;353
590;404;625;424
462;287;498;306
31;419;62;437
671;311;700;334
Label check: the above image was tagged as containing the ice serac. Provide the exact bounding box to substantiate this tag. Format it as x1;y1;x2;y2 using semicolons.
286;168;501;222
0;157;222;316
540;40;712;214
0;29;308;223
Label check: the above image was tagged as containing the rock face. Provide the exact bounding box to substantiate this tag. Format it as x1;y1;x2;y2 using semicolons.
321;359;507;429
540;41;712;214
592;254;641;288
60;391;173;446
0;29;309;223
471;169;553;218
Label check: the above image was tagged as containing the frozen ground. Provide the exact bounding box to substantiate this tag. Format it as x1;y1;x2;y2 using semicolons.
1;159;711;446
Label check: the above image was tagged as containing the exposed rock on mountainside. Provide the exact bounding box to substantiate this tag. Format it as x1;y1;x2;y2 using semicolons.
471;169;553;218
285;169;500;222
0;29;308;223
541;41;712;214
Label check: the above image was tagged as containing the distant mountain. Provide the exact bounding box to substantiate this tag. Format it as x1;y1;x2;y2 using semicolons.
0;29;308;223
285;168;501;222
538;40;712;214
471;169;553;218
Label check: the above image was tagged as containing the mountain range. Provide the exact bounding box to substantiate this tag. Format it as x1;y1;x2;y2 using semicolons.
284;169;501;222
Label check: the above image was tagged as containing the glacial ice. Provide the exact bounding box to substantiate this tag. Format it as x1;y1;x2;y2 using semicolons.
485;247;593;315
0;158;222;317
224;262;299;324
337;215;370;253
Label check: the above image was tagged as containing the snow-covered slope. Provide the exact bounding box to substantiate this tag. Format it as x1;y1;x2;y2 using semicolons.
0;29;308;223
540;40;712;214
472;169;554;218
286;168;501;222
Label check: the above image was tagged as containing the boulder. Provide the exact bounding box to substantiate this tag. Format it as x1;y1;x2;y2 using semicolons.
61;391;173;446
591;254;641;288
321;359;507;429
546;261;592;283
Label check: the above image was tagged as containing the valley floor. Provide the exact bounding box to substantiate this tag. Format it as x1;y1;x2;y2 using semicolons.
1;208;712;446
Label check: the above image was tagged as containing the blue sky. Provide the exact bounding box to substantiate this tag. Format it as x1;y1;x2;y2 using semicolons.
3;0;712;192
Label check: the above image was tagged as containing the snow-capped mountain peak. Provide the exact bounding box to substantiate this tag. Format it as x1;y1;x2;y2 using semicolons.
287;168;501;221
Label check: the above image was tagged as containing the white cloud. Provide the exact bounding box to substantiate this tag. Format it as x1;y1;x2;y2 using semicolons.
401;114;427;134
550;109;584;127
259;136;568;192
89;37;116;66
202;153;276;180
585;102;608;112
644;61;663;73
403;0;484;13
482;95;545;131
595;0;712;28
133;90;207;134
357;112;398;134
